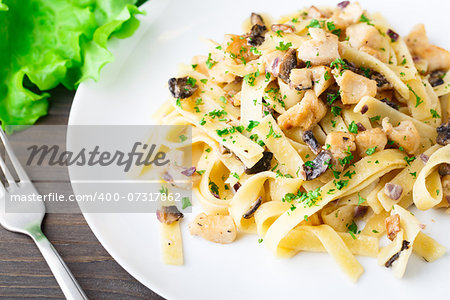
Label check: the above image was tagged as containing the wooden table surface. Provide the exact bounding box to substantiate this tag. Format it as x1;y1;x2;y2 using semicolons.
0;86;164;299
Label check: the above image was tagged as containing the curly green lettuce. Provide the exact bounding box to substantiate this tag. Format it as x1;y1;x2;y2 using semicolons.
0;0;145;128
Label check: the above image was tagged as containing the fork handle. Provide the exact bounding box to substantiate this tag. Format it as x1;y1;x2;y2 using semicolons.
30;229;89;300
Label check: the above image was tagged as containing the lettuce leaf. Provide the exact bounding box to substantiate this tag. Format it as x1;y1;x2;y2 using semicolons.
0;0;145;129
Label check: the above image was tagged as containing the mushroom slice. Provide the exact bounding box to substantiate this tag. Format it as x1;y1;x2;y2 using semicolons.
168;77;198;99
157;206;184;224
303;150;332;181
380;98;399;110
278;48;298;83
438;164;450;176
242;197;262;219
372;72;393;91
302;130;321;154
436;122;450;146
271;24;295;33
251;12;265;26
248;13;267;47
245;152;273;174
429;70;446;87
385;240;410;268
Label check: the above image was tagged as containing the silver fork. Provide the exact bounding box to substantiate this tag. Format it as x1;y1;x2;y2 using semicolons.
0;127;88;300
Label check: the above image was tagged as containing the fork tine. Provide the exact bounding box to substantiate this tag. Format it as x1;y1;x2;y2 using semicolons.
0;152;16;186
0;127;30;182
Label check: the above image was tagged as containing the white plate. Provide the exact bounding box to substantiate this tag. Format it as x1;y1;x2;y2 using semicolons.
69;0;450;299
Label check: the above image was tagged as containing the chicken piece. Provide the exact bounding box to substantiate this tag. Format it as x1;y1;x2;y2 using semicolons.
346;23;385;51
330;2;363;28
311;66;334;96
298;28;340;66
355;127;388;157
382;118;420;154
307;5;325;18
325;131;356;161
224;34;260;64
278;90;327;130
406;24;450;72
359;46;386;63
289;68;313;91
385;214;401;241
335;70;377;104
191;56;210;77
189;213;237;244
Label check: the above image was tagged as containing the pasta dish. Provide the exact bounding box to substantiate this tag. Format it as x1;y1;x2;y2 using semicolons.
152;1;450;282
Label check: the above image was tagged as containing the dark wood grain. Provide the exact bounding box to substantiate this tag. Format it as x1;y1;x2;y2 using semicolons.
0;86;165;299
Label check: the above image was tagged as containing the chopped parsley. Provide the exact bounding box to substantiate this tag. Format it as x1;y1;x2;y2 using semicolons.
231;172;240;180
404;156;416;165
357;193;366;206
159;186;168;195
179;134;187;142
365;146;377;156
196;170;206;175
266;124;282;138
347;220;359;239
344;170;356;179
258;238;263;243
275;41;292;51
327;91;340;105
326;21;336;31
307;19;321;28
430;109;441;119
369;115;381;122
348;121;358;134
209;180;220;195
305;60;312;68
244;70;260;86
324;70;331;81
330;58;348;70
208;109;228;119
206;53;217;69
331;106;342;117
334;179;349;190
246;120;260;131
359;14;374;26
182;197;192;209
407;84;423;107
